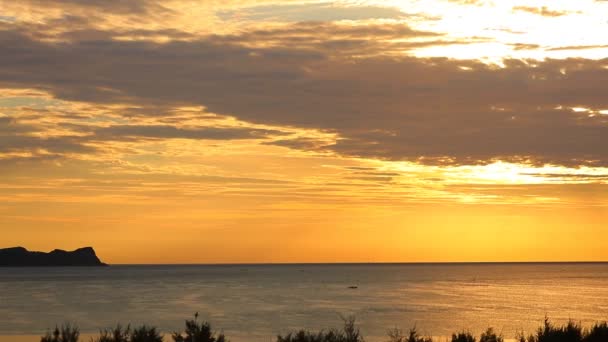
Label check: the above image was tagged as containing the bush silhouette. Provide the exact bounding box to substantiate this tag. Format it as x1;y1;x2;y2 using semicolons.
37;315;608;342
583;322;608;342
277;317;363;342
41;323;80;342
452;331;475;342
479;328;503;342
387;327;432;342
535;318;582;342
515;331;534;342
172;314;226;342
93;325;131;342
130;325;163;342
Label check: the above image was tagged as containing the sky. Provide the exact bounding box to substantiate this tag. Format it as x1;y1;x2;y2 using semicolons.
0;0;607;264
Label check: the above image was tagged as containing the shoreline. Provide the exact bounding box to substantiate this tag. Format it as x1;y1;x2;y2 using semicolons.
0;335;523;342
7;318;608;342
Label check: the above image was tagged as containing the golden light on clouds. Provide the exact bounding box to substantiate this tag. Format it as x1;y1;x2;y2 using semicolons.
0;0;607;263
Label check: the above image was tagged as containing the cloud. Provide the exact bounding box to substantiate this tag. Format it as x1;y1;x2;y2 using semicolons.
7;0;171;15
512;6;577;17
520;173;608;182
547;45;608;51
447;0;490;5
265;137;331;151
219;3;407;22
510;43;541;51
0;24;607;167
89;124;286;141
0;116;93;155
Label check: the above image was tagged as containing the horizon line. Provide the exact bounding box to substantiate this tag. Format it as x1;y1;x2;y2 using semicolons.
105;261;608;266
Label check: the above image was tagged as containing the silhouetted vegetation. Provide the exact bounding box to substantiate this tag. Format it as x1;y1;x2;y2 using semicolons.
277;317;363;342
94;325;130;342
515;318;608;342
39;316;608;342
451;331;475;342
172;314;227;342
387;327;432;342
479;328;503;342
90;324;163;342
583;322;608;342
542;318;581;342
130;325;163;342
41;323;80;342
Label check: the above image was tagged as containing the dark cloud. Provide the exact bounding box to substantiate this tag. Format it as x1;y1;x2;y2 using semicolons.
216;21;447;56
90;124;286;141
264;137;331;150
0;117;94;154
16;0;171;15
0;24;608;166
1;114;282;160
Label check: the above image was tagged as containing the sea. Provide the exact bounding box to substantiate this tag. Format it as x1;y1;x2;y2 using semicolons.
1;263;608;342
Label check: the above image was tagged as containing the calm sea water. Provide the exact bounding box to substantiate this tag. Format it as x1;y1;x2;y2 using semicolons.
1;264;608;342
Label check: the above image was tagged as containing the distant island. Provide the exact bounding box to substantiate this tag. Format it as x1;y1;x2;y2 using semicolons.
0;247;108;266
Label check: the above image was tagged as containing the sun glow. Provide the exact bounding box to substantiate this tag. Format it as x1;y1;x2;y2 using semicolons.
358;0;608;60
1;0;608;263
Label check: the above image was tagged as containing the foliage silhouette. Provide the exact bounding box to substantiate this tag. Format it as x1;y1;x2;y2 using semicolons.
479;328;503;342
533;318;582;342
451;331;475;342
130;325;163;342
172;314;227;342
583;322;608;342
41;323;80;342
93;325;131;342
387;327;432;342
277;317;363;342
37;316;608;342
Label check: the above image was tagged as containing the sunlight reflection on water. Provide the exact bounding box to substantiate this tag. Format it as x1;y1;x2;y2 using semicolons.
1;263;607;342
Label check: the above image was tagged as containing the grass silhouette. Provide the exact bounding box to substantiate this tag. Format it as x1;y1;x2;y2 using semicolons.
451;331;475;342
276;316;362;342
583;322;608;342
387;326;432;342
130;325;163;342
172;314;227;342
479;328;503;342
41;323;80;342
39;316;608;342
94;324;130;342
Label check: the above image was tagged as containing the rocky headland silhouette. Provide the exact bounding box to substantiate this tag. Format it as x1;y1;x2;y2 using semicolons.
0;246;107;266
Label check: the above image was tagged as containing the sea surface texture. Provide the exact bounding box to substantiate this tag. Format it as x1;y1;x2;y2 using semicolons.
1;264;607;341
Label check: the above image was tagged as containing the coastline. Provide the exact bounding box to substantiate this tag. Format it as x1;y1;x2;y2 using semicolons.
0;335;523;342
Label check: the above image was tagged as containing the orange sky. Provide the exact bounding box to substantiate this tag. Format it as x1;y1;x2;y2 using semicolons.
0;0;607;263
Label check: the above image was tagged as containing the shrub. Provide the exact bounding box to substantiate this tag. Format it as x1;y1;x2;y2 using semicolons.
342;317;363;342
94;325;131;342
583;322;608;342
41;323;80;342
277;317;363;342
515;331;536;342
452;331;475;342
480;328;502;342
131;325;163;342
278;330;331;342
172;315;226;342
536;318;582;342
387;327;432;342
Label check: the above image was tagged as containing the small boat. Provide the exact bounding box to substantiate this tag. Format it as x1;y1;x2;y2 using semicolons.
348;286;358;289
